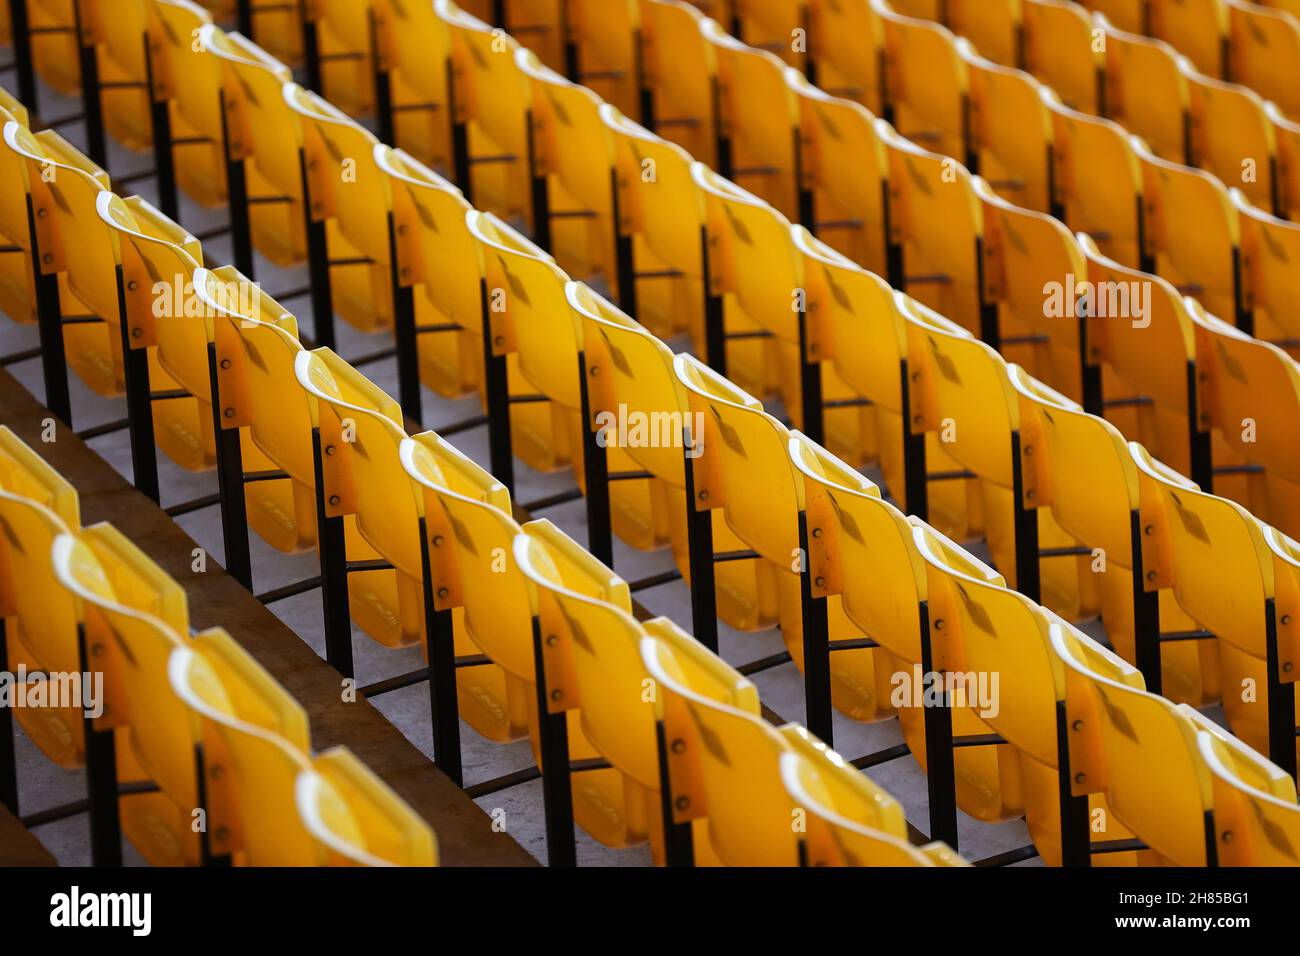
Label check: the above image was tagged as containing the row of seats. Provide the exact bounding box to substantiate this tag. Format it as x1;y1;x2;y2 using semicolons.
0;425;437;865
5;1;1294;868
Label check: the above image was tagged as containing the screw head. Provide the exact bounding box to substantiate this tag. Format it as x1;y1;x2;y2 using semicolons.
811;528;822;538
437;587;448;599
131;327;143;338
325;445;336;456
935;619;946;630
1075;772;1086;784
674;796;690;811
328;494;340;506
223;407;235;418
493;335;504;346
37;208;47;218
1282;614;1293;626
42;253;52;264
127;280;138;291
1072;719;1083;731
220;358;232;369
814;576;826;587
432;535;444;547
1146;571;1157;581
1284;662;1294;674
545;634;558;646
698;490;709;501
670;739;686;754
550;689;563;701
1222;830;1234;843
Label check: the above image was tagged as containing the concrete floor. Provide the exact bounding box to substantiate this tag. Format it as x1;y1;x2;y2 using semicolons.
1;66;1229;868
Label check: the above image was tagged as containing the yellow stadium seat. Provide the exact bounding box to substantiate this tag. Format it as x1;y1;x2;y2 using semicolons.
691;165;807;422
567;0;642;118
168;626;314;865
806;0;886;112
908;310;1094;612
734;0;807;72
1235;190;1300;349
1023;0;1102;114
875;0;971;164
0;429;97;839
1076;232;1210;483
464;209;574;478
515;46;617;287
204;26;308;269
962;45;1053;214
913;520;1137;865
701;17;801;219
308;0;375;118
372;0;453;172
1101;19;1191;164
147;1;229;210
1134;136;1245;329
1151;0;1228;77
51;525;204;866
786;70;889;277
459;0;566;69
374;144;482;399
977;180;1087;402
28;0;80;97
1184;66;1278;215
2;120;120;405
195;265;320;559
1081;0;1147;31
1008;368;1219;705
1187;299;1300;539
638;0;718;167
1044;92;1144;268
780;747;966;865
788;434;1019;834
436;0;535;228
948;0;1024;68
1227;0;1300;121
1132;443;1300;777
1186;704;1300;866
639;616;799;866
283;83;397;359
600;103;706;343
243;0;304;66
569;282;775;635
1269;101;1300;219
1051;618;1218;865
294;746;438;866
87;0;153;154
674;352;897;741
876;119;991;340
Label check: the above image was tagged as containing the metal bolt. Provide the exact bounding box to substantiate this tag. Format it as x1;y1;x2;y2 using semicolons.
400;267;410;279
698;490;709;501
432;535;444;547
397;224;407;235
37;208;47;218
325;445;336;456
1026;489;1036;500
493;335;504;346
814;576;825;587
437;587;448;599
220;358;232;370
127;280;138;291
545;634;558;646
1146;571;1156;581
811;528;823;538
1075;772;1086;784
1222;830;1234;843
223;407;235;418
674;796;690;811
131;327;143;338
550;689;562;701
589;366;600;376
1024;444;1034;456
1144;525;1154;536
670;739;686;754
91;643;104;657
935;619;945;630
42;253;52;264
328;494;340;506
211;765;224;780
1072;719;1083;731
1282;614;1292;626
1285;662;1294;674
